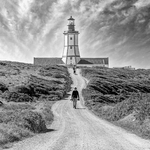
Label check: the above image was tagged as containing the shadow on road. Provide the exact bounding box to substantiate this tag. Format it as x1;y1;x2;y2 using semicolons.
42;129;56;133
63;93;71;100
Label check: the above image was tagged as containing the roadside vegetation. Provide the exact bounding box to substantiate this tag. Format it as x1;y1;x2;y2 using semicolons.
81;67;150;139
0;61;71;148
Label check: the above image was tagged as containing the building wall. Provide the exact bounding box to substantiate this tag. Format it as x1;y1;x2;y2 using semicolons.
62;33;80;65
34;57;109;67
68;34;74;45
77;64;109;67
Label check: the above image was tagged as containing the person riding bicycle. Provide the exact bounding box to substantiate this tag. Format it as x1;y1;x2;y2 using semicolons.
71;87;79;109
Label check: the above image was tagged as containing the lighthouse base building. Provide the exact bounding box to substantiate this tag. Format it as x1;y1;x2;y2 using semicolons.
34;57;109;67
34;16;109;67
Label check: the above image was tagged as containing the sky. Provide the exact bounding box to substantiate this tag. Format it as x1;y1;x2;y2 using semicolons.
0;0;150;68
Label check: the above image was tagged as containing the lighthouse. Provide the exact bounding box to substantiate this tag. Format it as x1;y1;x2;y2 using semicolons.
62;16;80;65
34;16;109;67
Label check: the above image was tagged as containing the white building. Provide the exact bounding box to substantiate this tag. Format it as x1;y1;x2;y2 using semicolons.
34;16;109;67
62;16;80;65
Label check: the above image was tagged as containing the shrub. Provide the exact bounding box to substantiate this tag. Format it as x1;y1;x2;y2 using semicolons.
0;62;7;66
13;85;32;95
2;91;33;102
42;103;54;125
16;111;46;133
82;67;150;138
134;98;150;122
0;83;8;92
99;95;137;121
2;103;35;111
0;63;71;147
38;94;59;101
0;123;33;147
0;111;18;124
82;68;150;120
0;72;5;76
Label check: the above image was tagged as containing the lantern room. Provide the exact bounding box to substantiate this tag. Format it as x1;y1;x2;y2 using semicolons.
68;16;75;31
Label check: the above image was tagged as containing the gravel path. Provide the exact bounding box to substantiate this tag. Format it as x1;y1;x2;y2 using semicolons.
6;68;150;150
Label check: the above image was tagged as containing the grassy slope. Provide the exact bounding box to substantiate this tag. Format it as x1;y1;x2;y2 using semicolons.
0;61;71;148
81;67;150;139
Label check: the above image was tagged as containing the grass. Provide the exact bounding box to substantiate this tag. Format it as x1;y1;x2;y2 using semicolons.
0;102;55;148
81;67;150;139
0;103;37;147
0;61;72;148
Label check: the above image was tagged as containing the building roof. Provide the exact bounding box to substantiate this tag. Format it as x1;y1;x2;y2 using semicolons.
78;58;109;65
34;57;109;66
68;16;74;20
34;58;64;66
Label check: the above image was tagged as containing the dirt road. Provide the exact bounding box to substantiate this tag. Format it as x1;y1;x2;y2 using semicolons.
6;69;150;150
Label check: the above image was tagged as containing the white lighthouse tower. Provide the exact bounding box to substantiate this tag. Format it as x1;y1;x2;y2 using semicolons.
62;16;80;65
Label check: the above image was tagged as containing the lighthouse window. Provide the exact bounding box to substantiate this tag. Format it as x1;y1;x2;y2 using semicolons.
70;37;72;40
70;46;72;49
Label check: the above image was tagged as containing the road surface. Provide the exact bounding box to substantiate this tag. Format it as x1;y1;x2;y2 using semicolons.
6;69;150;150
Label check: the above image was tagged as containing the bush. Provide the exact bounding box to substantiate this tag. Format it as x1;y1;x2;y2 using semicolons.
0;101;55;147
0;125;32;146
2;91;33;102
2;103;35;111
98;95;137;121
82;67;150;138
42;103;54;125
13;85;32;95
0;82;8;92
0;63;72;147
16;111;46;133
38;95;59;101
134;98;150;122
0;110;47;133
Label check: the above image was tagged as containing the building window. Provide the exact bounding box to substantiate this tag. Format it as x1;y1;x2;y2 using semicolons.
70;37;72;40
70;46;72;49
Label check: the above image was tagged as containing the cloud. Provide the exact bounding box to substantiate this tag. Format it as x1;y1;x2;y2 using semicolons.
0;0;150;68
134;0;150;9
18;0;34;18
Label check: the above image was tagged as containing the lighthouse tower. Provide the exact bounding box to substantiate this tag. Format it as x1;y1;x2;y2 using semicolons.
62;16;80;65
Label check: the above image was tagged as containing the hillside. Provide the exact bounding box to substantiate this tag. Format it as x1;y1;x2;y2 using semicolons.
81;67;150;139
0;61;71;148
